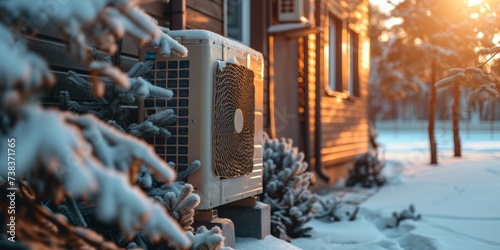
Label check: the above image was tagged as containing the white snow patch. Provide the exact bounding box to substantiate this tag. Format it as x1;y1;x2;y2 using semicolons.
239;128;500;250
236;235;301;250
217;57;240;71
218;60;227;71
165;29;262;57
227;57;239;65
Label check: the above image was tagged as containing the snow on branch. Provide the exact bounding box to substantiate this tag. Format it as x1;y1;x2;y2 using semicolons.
476;46;500;56
0;106;190;248
0;0;187;97
137;160;202;234
128;109;176;138
0;0;193;248
0;23;55;110
261;133;319;241
435;65;500;105
186;226;233;250
435;72;465;89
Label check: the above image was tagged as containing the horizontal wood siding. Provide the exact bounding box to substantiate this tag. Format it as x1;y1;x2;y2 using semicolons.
318;0;370;167
251;0;271;132
186;0;224;35
306;35;317;167
29;2;170;103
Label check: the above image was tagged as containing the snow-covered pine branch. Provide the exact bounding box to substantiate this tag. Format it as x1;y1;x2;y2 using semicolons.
0;0;194;248
0;0;187;97
476;46;500;56
435;72;466;89
0;23;55;110
186;226;234;250
64;59;175;138
60;90;110;118
155;183;201;232
435;62;500;105
0;106;190;248
261;133;319;241
138;160;202;233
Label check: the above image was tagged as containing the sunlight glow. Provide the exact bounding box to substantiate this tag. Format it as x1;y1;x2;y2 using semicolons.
414;38;422;45
369;0;404;14
493;34;500;44
468;0;482;6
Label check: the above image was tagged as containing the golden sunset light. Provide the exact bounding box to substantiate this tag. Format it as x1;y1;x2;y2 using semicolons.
2;1;500;250
468;0;483;6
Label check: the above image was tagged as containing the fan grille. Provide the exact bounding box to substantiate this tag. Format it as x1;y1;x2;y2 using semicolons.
213;61;255;178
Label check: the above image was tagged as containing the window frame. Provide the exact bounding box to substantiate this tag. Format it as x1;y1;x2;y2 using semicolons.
324;12;345;97
324;14;361;100
348;27;360;97
225;0;251;46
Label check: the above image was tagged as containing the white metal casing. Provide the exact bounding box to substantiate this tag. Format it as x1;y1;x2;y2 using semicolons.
139;30;264;210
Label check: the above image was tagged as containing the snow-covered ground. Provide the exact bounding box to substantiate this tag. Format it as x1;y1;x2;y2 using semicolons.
238;126;500;250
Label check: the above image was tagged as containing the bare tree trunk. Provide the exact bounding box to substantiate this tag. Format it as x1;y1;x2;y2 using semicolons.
452;83;461;157
429;59;438;164
491;101;496;139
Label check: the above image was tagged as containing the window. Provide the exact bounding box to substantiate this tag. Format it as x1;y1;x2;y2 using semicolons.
226;0;250;45
326;14;343;93
349;29;360;97
325;14;361;98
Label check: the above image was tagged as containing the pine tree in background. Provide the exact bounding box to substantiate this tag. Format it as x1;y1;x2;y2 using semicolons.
261;134;319;242
0;0;194;249
345;127;386;188
435;48;500;110
374;0;499;162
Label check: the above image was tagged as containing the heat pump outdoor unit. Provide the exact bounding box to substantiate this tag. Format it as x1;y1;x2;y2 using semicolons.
139;30;264;210
278;0;306;23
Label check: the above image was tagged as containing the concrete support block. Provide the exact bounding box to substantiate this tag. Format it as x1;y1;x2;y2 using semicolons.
218;201;271;239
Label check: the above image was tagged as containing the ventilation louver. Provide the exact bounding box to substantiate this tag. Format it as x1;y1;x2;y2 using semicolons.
213;62;255;178
280;0;296;13
278;0;304;22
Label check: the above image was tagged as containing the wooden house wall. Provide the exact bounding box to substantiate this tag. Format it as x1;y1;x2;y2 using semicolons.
185;0;224;34
28;1;224;104
250;0;271;133
316;0;370;168
26;0;369;172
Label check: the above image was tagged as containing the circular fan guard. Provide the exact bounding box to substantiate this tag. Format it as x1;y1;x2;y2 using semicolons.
213;61;255;178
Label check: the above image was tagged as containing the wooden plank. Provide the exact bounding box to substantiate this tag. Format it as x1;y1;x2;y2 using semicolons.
141;2;168;24
322;141;370;151
186;8;223;34
321;129;369;139
186;0;223;20
322;133;369;143
322;146;368;163
122;36;140;57
321;141;369;155
322;151;363;167
42;52;137;101
27;36;138;69
321;119;369;127
26;37;85;71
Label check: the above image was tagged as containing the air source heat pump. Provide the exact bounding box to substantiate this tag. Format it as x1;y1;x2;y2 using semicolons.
278;0;306;23
139;30;264;210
